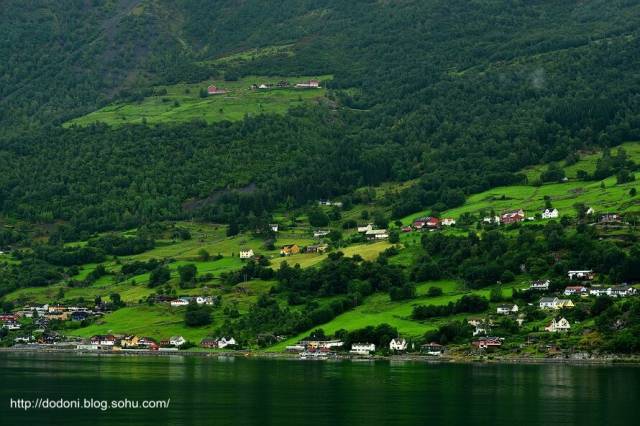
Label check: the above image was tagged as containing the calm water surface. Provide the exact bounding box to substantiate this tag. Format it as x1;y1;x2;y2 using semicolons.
0;352;637;426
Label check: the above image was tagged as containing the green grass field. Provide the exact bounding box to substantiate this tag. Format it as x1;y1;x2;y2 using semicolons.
65;75;331;127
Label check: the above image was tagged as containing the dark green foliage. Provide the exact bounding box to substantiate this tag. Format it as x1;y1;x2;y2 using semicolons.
389;283;416;301
308;208;330;228
88;235;154;256
337;324;399;351
178;264;197;287
149;266;171;288
412;295;489;320
426;286;443;298
184;302;212;327
423;321;472;345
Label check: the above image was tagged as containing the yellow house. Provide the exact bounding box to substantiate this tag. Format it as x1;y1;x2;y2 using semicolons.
280;244;300;256
557;299;574;309
120;335;140;348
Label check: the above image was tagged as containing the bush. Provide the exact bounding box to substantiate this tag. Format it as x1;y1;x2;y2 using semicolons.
426;286;443;297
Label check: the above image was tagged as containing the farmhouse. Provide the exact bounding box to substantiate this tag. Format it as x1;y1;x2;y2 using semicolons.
421;342;445;356
280;244;301;256
496;304;519;315
529;280;550;291
545;317;571;333
542;208;559;219
365;229;389;240
350;343;375;355
239;249;255;259
207;85;228;95
568;270;594;281
441;218;456;226
389;338;408;351
500;209;525;224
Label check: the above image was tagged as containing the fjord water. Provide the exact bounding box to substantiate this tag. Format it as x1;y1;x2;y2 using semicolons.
0;353;637;426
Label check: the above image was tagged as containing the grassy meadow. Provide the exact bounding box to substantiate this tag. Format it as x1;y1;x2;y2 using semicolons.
269;279;530;351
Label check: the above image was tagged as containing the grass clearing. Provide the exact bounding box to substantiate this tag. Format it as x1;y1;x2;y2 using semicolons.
65;75;331;127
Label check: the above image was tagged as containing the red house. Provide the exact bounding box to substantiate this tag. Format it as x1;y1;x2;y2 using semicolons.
500;209;525;224
413;217;440;230
472;337;503;349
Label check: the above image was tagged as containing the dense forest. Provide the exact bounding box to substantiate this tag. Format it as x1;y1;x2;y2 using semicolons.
2;1;640;237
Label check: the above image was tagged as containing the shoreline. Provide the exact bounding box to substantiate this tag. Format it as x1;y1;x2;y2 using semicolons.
1;347;638;366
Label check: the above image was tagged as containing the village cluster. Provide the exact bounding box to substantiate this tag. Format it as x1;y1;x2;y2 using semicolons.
284;338;446;359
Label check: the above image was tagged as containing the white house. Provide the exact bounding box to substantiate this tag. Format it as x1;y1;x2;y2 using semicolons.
216;337;237;348
365;229;388;240
496;304;518;315
2;322;21;330
357;224;374;233
441;218;456;226
239;249;255;259
586;207;595;215
563;286;588;296
170;298;190;307
539;297;560;310
313;230;331;238
529;280;550;291
545;317;571;333
473;326;488;337
542;208;559;219
608;285;637;298
350;343;375;355
196;296;215;305
589;287;608;297
270;224;279;232
483;216;500;224
389;338;407;351
169;336;186;347
568;270;594;280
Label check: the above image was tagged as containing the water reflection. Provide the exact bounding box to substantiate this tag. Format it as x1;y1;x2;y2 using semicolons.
0;353;638;426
